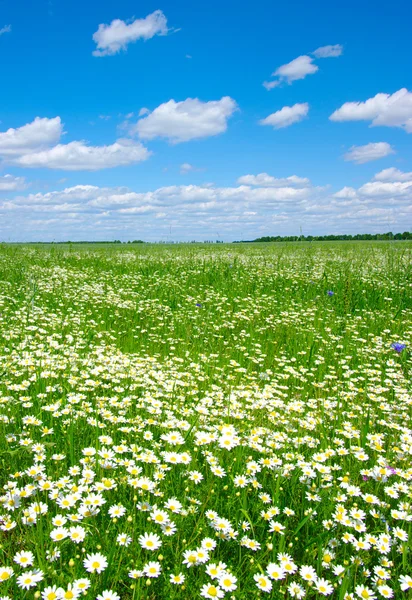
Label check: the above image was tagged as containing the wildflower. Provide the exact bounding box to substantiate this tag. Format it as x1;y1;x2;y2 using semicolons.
355;585;376;599
83;553;108;574
114;532;131;546
327;290;334;296
14;551;35;567
50;527;68;542
108;505;126;518
69;526;86;543
399;575;412;591
170;573;185;585
268;520;285;534
206;563;227;579
72;579;90;592
41;586;62;600
377;586;393;598
96;592;120;600
391;342;406;353
0;567;14;582
182;550;199;568
143;561;162;578
60;585;81;599
200;583;225;599
300;565;318;582
266;563;285;580
138;532;162;550
315;578;334;595
253;574;272;592
16;569;43;590
219;572;237;591
288;582;306;598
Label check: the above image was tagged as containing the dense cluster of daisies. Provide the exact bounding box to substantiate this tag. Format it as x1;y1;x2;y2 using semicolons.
0;243;411;598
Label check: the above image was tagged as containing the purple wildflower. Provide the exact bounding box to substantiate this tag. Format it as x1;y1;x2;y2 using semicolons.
196;303;202;308
391;342;406;353
327;290;334;296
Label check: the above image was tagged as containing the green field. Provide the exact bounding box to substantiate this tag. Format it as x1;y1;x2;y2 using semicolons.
0;242;411;600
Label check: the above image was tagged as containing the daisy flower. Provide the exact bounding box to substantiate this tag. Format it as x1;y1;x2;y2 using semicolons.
143;561;162;578
0;567;14;582
315;578;334;596
170;573;185;585
138;532;162;550
355;585;376;599
399;575;412;591
219;572;237;591
116;533;132;546
14;551;35;567
200;583;225;599
253;574;272;592
96;591;120;600
16;569;43;590
83;553;108;574
266;563;286;580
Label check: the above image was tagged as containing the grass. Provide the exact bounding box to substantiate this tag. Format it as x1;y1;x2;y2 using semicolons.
0;241;411;599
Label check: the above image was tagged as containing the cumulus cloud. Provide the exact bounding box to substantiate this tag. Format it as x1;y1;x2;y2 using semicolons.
133;97;238;143
11;139;150;171
313;44;343;58
92;10;169;56
333;186;357;199
2;169;411;241
358;180;412;198
0;174;26;192
373;167;412;182
264;45;343;89
237;173;310;187
180;163;194;174
268;55;318;88
330;88;412;133
344;142;395;164
0;24;11;35
259;103;309;129
0;117;63;157
0;116;150;171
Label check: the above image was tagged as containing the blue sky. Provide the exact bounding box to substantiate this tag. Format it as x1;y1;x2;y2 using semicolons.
0;0;411;241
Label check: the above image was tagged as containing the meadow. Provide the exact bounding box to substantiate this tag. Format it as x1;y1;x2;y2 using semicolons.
0;241;411;600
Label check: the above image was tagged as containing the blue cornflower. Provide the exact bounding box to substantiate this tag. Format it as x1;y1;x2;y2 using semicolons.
391;342;406;353
327;290;334;296
196;303;202;308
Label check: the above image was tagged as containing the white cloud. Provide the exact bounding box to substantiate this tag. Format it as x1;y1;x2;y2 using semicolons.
92;10;168;56
259;103;309;129
313;44;343;58
237;173;310;187
344;142;395;164
0;24;11;35
0;116;150;171
0;174;26;192
134;97;238;143
330;88;412;133
10;138;150;171
264;55;318;89
373;167;412;182
262;80;281;91
180;163;194;174
2;170;412;241
358;181;412;198
333;186;357;199
0;117;63;157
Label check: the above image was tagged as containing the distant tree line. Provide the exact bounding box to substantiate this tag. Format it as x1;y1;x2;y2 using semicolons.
234;232;412;243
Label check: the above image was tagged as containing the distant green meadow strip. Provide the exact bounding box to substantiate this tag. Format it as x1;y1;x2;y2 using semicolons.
0;242;411;599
